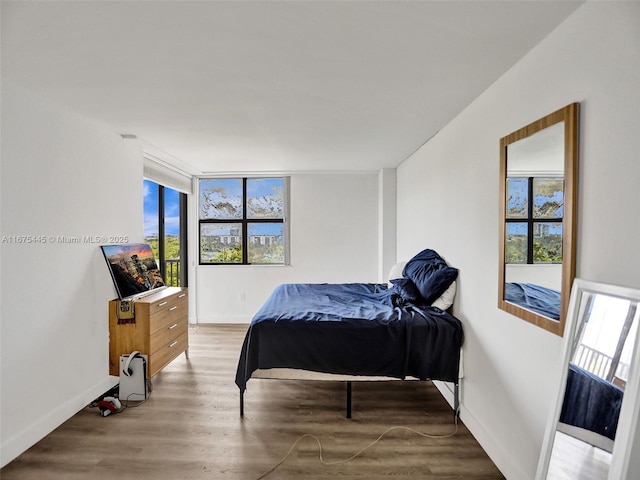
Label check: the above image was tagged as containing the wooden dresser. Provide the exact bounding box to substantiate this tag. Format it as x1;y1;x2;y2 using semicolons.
108;287;188;377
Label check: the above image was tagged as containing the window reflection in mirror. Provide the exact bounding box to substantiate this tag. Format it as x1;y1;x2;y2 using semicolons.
572;294;638;390
505;177;564;264
498;103;578;336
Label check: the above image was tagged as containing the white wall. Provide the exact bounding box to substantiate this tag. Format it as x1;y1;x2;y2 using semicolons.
396;2;640;479
0;81;144;466
378;168;397;282
505;264;562;291
196;172;380;323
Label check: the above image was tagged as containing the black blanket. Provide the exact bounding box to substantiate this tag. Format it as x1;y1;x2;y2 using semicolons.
235;283;463;392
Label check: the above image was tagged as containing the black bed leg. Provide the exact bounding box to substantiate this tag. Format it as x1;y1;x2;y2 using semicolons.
346;381;352;419
240;389;245;417
453;382;460;420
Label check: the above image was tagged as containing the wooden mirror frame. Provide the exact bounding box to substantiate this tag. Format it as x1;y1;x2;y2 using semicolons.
498;103;579;336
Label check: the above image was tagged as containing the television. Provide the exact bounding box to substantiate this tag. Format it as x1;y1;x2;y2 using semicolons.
100;243;166;300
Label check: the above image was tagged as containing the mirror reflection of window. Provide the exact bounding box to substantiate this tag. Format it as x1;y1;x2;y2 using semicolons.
533;178;564;218
573;294;639;390
505;176;564;264
507;177;528;217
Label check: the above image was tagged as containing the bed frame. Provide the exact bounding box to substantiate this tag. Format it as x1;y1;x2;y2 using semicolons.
239;369;460;420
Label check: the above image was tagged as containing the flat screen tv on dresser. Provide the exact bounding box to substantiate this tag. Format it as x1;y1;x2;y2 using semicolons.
100;243;166;300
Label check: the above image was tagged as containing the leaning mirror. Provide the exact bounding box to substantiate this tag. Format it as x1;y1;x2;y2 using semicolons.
536;279;640;480
498;103;579;336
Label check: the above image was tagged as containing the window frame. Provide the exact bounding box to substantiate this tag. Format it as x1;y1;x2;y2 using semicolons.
505;175;564;265
198;176;289;266
143;179;188;287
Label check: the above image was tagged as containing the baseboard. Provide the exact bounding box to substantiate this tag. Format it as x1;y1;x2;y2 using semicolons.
433;380;526;480
433;379;456;410
0;376;115;468
196;315;252;324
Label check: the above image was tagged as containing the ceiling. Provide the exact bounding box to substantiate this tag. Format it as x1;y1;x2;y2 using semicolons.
1;1;582;175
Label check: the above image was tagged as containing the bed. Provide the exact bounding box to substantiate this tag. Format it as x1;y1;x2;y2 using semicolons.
234;249;463;418
504;282;561;320
558;362;623;452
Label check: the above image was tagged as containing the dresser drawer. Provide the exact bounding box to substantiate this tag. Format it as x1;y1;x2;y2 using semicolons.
148;290;188;316
149;296;188;334
149;316;188;354
149;331;188;376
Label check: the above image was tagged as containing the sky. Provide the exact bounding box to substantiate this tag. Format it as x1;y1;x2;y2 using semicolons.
507;177;564;217
144;179;181;237
146;178;285;238
198;177;282;199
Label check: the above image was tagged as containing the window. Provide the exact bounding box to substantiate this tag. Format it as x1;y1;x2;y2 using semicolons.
144;179;188;286
505;176;564;264
199;177;288;265
574;294;639;388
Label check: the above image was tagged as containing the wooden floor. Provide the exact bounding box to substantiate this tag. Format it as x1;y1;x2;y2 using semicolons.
547;431;611;479
1;325;504;480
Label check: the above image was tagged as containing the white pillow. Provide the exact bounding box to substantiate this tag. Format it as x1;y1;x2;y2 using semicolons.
387;261;407;286
388;260;457;310
431;280;456;311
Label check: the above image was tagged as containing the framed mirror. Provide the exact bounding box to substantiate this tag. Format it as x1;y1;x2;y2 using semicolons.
498;103;579;336
536;278;640;479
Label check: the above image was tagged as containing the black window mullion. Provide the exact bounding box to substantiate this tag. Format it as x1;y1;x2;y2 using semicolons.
526;177;534;264
179;192;188;287
158;185;166;282
242;178;248;264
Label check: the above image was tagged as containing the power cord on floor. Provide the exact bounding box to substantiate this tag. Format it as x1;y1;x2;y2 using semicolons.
88;379;153;415
119;392;151;410
256;415;459;480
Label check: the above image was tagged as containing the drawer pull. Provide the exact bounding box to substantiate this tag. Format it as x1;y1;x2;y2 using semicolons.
158;301;168;307
169;306;177;311
168;323;178;330
169;341;178;348
178;293;186;298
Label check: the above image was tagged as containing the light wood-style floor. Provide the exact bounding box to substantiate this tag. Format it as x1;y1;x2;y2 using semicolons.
1;325;505;480
547;431;612;479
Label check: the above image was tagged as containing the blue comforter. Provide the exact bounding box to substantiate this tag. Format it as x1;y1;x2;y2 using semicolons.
559;363;623;441
235;283;463;392
504;282;561;320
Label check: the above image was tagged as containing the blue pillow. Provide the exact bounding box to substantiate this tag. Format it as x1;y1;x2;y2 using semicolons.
402;249;458;305
390;277;422;304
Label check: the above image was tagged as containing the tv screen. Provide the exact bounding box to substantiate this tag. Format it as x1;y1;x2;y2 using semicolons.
100;243;166;300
